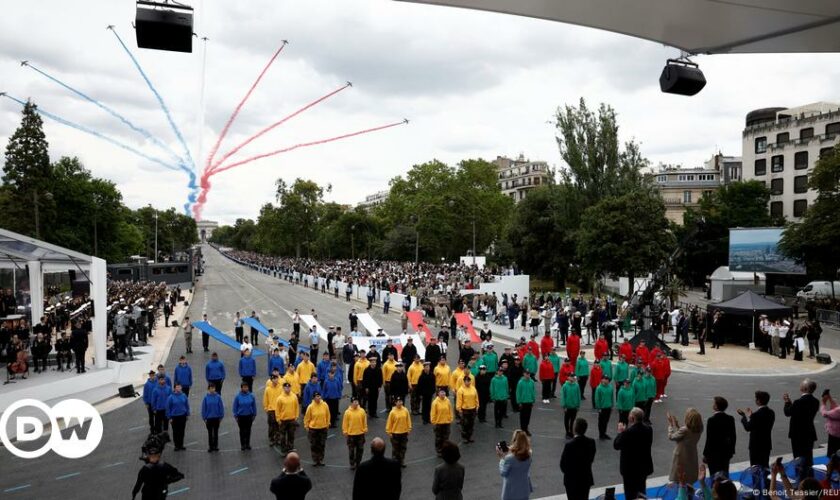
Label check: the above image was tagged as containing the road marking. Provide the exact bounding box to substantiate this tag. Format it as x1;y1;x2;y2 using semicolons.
128;425;146;431
55;472;81;480
219;431;229;436
169;487;190;496
536;407;555;412
102;462;124;469
3;484;31;493
184;441;198;447
229;467;249;475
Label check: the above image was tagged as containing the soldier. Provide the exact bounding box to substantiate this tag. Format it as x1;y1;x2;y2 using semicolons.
385;397;412;467
303;392;330;466
431;388;453;456
274;382;300;455
342;397;368;470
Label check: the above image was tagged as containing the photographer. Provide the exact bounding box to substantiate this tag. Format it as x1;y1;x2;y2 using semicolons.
132;436;184;500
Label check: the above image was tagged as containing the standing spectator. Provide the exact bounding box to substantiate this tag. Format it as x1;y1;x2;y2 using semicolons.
666;408;704;486
433;441;465;500
201;383;224;452
516;371;536;436
784;379;820;477
269;452;312;500
560;418;596;500
807;320;822;358
703;396;737;478
70;320;88;373
614;407;654;500
498;429;533;500
821;389;840;457
353;437;402;500
737;390;775;469
233;382;257;451
163;302;171;328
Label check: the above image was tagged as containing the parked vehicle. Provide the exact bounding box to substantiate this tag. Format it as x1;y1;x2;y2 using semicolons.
796;281;840;300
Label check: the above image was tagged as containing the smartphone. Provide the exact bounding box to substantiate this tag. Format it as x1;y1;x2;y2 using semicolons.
775;457;784;466
497;441;508;453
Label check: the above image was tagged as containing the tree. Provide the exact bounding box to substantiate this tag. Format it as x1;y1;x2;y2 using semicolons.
275;179;326;258
506;184;581;288
1;100;52;238
576;190;675;295
780;145;840;278
676;180;772;285
555;98;650;205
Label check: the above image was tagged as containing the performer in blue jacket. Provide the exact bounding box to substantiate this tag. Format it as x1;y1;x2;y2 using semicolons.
142;370;157;433
151;375;172;433
166;384;190;450
205;352;226;394
174;356;193;396
268;348;286;376
239;349;257;392
201;384;225;452
233;382;257;450
322;369;343;428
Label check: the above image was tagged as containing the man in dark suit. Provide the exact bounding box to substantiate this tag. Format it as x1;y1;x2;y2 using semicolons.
561;418;597;500
353;437;401;500
784;379;820;477
614;407;653;500
738;390;775;469
703;396;737;477
269;452;311;500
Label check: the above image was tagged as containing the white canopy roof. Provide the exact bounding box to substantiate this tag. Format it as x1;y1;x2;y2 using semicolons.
0;227;93;272
710;266;765;282
397;0;840;54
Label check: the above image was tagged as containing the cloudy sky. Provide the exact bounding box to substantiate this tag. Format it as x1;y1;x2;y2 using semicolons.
1;1;839;224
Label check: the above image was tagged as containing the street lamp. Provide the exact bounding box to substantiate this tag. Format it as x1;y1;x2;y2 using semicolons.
350;224;356;260
33;190;53;240
154;211;159;263
409;215;419;264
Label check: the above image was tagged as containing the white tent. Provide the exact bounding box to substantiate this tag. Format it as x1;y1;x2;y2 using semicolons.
709;266;765;302
397;0;840;54
0;228;108;368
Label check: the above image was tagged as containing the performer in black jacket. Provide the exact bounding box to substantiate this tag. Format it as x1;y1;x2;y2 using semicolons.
703;396;737;477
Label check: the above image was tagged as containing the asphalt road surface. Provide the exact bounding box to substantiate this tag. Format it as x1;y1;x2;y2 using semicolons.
1;244;837;499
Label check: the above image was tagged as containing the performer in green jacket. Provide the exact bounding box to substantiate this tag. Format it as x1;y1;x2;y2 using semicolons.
515;372;536;434
594;376;614;440
489;368;509;428
548;347;562;398
642;367;656;424
574;352;589;401
561;375;581;438
612;356;629;395
616;378;635;425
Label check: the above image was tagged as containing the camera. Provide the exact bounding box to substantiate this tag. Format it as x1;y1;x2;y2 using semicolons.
140;432;170;462
497;440;508;453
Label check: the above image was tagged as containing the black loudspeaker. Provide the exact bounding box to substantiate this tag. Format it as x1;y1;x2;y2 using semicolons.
68;269;77;281
604;487;616;500
118;384;138;398
71;279;90;298
659;61;707;96
817;353;832;364
135;3;193;53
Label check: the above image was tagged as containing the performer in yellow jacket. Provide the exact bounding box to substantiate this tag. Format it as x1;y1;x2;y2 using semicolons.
303;392;330;466
385;397;412;467
430;388;453;455
342;397;368;470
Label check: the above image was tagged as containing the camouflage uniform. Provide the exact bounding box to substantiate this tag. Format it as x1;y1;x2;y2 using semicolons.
461;409;476;441
308;428;328;463
410;388;421;415
390;433;408;466
267;411;281;446
433;424;450;455
278;419;298;453
346;434;365;467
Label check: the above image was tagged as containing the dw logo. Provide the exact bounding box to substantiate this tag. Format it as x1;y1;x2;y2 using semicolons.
0;399;104;459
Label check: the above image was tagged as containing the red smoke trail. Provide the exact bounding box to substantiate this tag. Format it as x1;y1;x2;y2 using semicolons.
203;42;287;175
207;83;351;174
211;120;406;175
191;120;407;219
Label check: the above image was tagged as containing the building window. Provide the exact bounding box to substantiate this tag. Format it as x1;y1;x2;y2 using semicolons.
755;159;766;176
677;174;696;182
683;191;692;203
776;132;789;144
800;127;814;140
794;175;808;193
793;200;808;217
826;122;840;136
770;178;784;195
656;175;667;183
755;137;767;153
771;155;784;172
703;190;713;198
534;177;540;185
770;201;784;218
697;174;715;181
821;147;836;159
794;151;808;170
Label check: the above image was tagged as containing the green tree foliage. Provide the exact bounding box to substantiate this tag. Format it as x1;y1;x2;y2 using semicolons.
676;180;772;285
576;190;674;295
780;145;840;277
0;100;197;262
506;184;580;288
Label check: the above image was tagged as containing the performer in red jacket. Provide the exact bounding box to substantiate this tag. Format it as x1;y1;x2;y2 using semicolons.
540;331;555;357
527;335;540;358
588;360;603;410
566;332;581;366
619;340;634;365
651;353;667;402
660;354;671;399
635;344;649;366
594;335;609;360
538;355;555;403
559;358;575;386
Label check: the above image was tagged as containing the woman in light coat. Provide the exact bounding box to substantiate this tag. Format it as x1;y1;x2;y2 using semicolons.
667;408;704;484
498;429;533;500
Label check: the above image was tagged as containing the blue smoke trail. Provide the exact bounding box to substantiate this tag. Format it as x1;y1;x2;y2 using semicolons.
24;62;184;166
109;28;198;209
2;94;180;173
